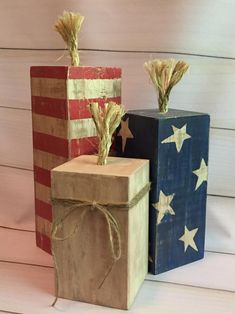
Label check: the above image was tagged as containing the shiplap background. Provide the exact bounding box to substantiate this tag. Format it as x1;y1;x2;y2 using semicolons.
0;1;235;313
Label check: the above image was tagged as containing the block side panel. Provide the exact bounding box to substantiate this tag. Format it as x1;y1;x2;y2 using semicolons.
36;231;51;254
115;110;210;274
53;202;128;309
51;168;129;204
154;114;210;274
127;194;149;308
115;113;159;273
30;66;69;79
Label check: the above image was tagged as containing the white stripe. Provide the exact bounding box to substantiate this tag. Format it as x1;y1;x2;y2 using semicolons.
31;77;121;100
36;215;52;238
32;113;68;139
69;118;97;139
33;149;67;170
67;78;121;99
31;77;66;99
33;113;97;140
35;182;51;204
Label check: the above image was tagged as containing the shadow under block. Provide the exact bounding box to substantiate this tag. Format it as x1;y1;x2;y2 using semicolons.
115;109;210;275
51;155;149;309
30;66;121;253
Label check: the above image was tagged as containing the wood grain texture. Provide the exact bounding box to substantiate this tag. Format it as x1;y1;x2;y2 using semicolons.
1;50;235;129
35;216;51;238
35;182;50;204
0;166;34;231
208;129;235;197
0;260;234;314
0;0;235;58
0;228;53;266
51;155;149;309
146;251;235;293
0;108;33;169
33;150;67;170
206;196;235;255
1;228;235;293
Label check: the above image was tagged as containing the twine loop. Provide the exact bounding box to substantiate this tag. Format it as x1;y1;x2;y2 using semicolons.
91;200;97;210
51;182;151;307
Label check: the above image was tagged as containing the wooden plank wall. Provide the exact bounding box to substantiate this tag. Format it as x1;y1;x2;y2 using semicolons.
0;0;235;262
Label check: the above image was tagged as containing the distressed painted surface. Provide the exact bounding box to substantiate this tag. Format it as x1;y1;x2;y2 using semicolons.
116;109;210;274
31;66;121;253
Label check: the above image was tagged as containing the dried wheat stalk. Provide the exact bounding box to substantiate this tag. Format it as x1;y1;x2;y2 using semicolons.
54;11;84;66
90;102;125;165
144;59;189;113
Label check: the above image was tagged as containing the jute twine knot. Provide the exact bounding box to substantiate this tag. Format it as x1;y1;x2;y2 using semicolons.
91;200;97;209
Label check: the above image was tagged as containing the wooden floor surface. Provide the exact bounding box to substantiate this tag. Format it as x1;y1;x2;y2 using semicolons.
0;228;234;314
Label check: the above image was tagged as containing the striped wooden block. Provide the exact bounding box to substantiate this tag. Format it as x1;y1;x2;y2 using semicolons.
116;109;210;275
31;66;121;254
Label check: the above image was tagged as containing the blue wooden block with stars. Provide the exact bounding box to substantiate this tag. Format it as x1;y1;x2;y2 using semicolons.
115;109;210;275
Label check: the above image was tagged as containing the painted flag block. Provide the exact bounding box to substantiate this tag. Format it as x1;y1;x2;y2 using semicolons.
115;109;210;274
30;66;121;254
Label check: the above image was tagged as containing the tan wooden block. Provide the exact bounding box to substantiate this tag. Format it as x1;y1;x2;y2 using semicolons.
51;155;149;309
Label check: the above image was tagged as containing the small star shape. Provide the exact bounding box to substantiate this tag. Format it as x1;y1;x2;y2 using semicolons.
193;158;208;190
117;118;134;152
179;226;199;252
161;124;191;153
152;190;175;224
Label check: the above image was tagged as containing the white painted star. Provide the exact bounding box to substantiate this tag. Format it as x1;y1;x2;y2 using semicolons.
152;190;175;224
161;124;191;153
193;158;208;190
117;118;134;152
179;226;199;252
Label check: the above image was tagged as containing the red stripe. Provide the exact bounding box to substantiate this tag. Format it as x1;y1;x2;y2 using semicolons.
69;96;121;119
68;67;121;79
31;66;69;79
36;232;51;255
33;132;69;158
31;66;121;80
34;166;51;187
32;96;121;120
70;137;98;157
35;199;52;221
31;96;68;119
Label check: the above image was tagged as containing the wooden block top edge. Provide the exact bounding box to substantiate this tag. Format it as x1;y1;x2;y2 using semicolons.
51;155;149;178
30;66;122;79
127;108;210;120
51;155;149;203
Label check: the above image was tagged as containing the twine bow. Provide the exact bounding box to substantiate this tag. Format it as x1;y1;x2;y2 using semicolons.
51;182;150;307
51;200;122;307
